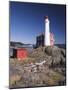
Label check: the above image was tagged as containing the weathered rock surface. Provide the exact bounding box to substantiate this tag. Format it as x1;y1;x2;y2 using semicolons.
44;46;66;66
9;46;66;88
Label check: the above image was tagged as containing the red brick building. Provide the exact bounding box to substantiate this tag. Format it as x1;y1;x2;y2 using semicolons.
17;48;28;60
10;48;28;60
50;33;55;46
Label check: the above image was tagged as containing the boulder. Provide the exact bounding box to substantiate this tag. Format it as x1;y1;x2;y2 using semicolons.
45;46;61;56
61;49;66;57
44;46;66;67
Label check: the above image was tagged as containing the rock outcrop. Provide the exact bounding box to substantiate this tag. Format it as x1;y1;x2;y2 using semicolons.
9;45;66;88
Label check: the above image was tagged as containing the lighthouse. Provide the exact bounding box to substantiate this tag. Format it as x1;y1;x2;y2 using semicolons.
44;16;50;46
36;16;54;47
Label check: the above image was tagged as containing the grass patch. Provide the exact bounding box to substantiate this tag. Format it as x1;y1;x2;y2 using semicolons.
9;74;22;86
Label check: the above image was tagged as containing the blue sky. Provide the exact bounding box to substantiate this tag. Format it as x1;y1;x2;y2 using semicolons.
10;1;66;44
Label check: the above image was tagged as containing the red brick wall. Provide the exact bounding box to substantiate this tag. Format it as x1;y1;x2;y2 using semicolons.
50;33;55;46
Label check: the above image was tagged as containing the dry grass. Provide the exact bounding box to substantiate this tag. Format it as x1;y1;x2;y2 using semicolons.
45;71;65;85
9;46;66;87
9;74;22;86
50;72;64;82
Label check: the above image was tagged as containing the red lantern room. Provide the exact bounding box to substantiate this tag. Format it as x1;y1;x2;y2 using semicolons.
17;48;28;60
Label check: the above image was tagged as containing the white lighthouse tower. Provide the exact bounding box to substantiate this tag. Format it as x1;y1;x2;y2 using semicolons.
44;16;50;46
